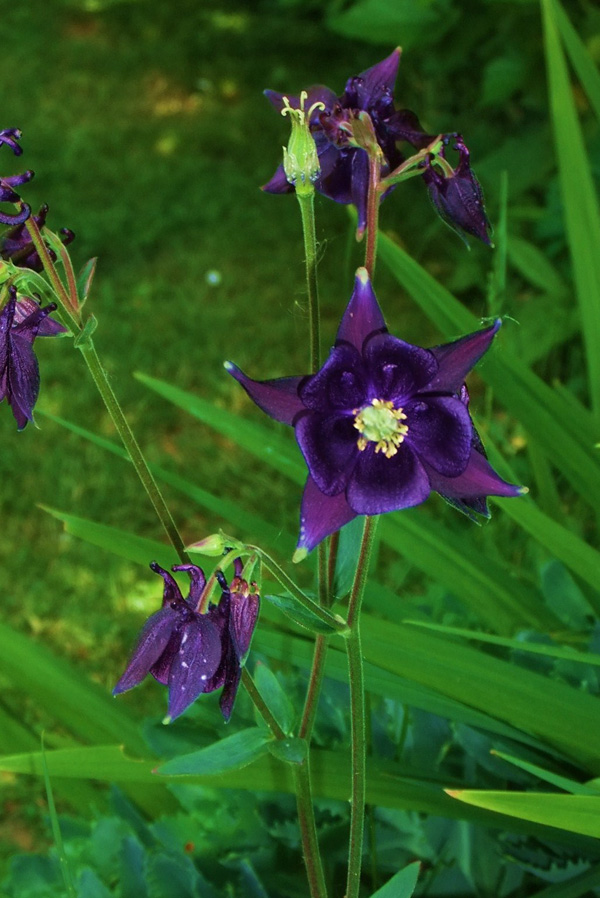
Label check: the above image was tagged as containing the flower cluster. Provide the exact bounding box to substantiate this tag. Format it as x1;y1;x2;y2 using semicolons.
114;558;260;722
263;49;491;244
227;268;523;554
0;285;66;430
0;128;33;227
1;203;75;271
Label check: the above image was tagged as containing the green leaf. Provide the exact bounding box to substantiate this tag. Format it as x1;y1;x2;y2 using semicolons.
157;728;273;776
42;737;77;898
77;257;98;304
328;0;456;48
40;505;179;568
491;749;600;795
369;861;420;898
267;737;308;765
264;592;344;635
447;790;600;837
253;662;295;734
551;0;600;123
542;0;600;418
507;234;568;296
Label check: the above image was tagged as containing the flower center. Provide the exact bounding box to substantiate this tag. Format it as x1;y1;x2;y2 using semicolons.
353;398;408;458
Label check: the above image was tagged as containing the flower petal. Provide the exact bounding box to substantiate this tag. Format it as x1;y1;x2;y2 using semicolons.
230;591;260;660
14;297;67;336
167;616;223;720
113;606;179;694
426;446;525;512
336;268;387;353
364;333;437;401
261;163;294;195
350;149;369;237
6;332;40;430
225;363;305;425
347;443;430;515
295;410;358;496
297;475;357;553
405;396;472;477
172;563;206;609
355;48;401;108
150;561;184;607
299;343;366;412
428;321;501;393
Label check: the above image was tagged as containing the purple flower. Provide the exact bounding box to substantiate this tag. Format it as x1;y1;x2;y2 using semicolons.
262;51;489;242
422;138;492;246
1;128;33;226
0;286;66;430
1;203;75;271
114;558;260;722
226;269;523;554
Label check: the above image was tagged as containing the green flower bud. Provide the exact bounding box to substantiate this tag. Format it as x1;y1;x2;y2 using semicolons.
281;91;325;196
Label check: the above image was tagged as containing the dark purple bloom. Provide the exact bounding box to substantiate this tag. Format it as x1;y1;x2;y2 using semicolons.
1;203;75;271
0;286;65;430
262;51;489;242
422;138;492;246
114;558;260;722
227;269;524;554
1;128;33;226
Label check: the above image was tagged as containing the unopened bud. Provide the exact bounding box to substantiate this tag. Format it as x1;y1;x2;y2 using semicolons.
281;91;324;196
187;531;244;557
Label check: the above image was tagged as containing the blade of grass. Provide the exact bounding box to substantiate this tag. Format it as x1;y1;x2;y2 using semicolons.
551;0;600;122
542;0;600;419
41;735;76;898
447;790;600;838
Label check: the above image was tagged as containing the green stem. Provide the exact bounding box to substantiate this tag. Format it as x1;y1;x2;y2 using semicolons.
294;760;329;898
79;342;189;563
251;548;345;633
364;156;382;279
299;635;328;740
241;668;286;740
296;191;320;373
346;515;378;898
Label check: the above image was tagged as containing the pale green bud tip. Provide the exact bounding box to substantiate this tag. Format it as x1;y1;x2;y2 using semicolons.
162;715;172;726
280;91;324;192
187;532;235;556
292;547;308;564
518;486;529;496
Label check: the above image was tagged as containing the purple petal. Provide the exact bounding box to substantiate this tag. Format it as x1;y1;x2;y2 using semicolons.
350;149;370;237
427;321;501;393
261;163;294;195
299;343;366;412
172;563;206;608
6;333;40;429
347;443;430;515
426;446;525;505
295;411;358;496
364;333;438;401
297;475;357;553
150;561;184;607
219;657;242;723
405;396;472;477
225;363;305;425
14;297;67;336
230;591;260;660
355;48;401;107
150;630;181;685
113;606;179;694
386;108;434;149
167;616;223;720
317;146;354;204
336;268;387;352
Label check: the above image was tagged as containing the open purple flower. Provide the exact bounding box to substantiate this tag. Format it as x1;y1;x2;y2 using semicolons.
1;128;33;226
227;269;523;554
114;558;260;722
0;286;66;430
262;50;490;242
1;203;75;271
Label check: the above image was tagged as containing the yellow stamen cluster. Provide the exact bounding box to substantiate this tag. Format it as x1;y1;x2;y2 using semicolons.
353;398;408;459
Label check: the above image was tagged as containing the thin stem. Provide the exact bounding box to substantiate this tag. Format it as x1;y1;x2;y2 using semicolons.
346;515;378;898
298;635;328;740
251;547;345;633
326;530;340;601
294;761;328;898
364;156;382;279
80;342;189;563
241;668;286;741
296;191;320;373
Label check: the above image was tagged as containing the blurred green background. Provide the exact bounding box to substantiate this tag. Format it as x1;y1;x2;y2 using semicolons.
1;0;599;886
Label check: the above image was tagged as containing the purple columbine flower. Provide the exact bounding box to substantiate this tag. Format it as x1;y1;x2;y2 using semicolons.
114;558;260;722
0;285;66;430
262;50;490;242
1;128;33;227
226;269;524;555
1;203;75;271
